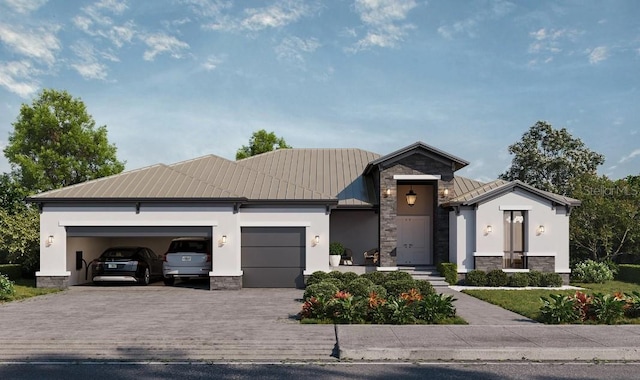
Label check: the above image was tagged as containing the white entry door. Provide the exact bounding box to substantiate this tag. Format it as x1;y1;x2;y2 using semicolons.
396;216;431;265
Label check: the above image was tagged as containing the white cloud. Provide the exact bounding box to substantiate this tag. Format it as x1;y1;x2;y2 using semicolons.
181;0;232;17
527;27;583;65
201;55;223;71
70;41;109;80
619;149;640;164
587;46;609;64
140;33;190;61
240;0;316;31
351;0;418;51
4;0;48;14
0;60;40;98
275;36;320;64
0;23;60;66
73;0;135;48
438;0;515;39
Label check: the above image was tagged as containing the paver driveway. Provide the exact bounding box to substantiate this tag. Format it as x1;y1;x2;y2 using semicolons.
0;282;337;361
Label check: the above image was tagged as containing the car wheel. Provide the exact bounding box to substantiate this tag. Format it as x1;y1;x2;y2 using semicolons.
139;268;150;286
163;277;175;286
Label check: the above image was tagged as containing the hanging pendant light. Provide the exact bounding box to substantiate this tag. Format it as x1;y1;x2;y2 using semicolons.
406;185;417;206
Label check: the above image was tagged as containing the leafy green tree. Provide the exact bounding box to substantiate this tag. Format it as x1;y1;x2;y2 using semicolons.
236;129;291;160
569;174;640;262
4;89;125;193
0;173;27;214
0;207;39;273
499;121;604;195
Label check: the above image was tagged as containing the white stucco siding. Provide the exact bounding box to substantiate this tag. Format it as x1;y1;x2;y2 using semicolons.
38;204;236;286
450;207;475;273
239;207;330;275
474;189;570;273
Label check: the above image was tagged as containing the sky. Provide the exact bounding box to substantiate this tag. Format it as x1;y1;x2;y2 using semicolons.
0;0;638;183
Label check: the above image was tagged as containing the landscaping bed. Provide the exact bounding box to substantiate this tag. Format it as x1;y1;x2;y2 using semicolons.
299;270;466;325
0;277;61;303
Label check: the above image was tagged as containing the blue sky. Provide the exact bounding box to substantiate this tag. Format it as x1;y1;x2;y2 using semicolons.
0;0;638;183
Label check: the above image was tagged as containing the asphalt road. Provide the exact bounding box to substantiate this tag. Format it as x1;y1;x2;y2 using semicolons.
1;362;639;380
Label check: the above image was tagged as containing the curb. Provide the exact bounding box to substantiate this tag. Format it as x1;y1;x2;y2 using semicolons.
339;347;640;362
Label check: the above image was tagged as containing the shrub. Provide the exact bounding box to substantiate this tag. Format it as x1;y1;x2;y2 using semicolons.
0;264;22;281
303;281;339;300
344;277;374;298
539;294;579;324
414;293;456;323
361;271;386;285
384;271;413;283
486;270;509;287
572;260;614;283
339;271;359;284
624;291;640;318
0;274;15;301
299;297;325;319
591;293;625;324
305;271;329;286
413;279;435;297
384;279;417;297
465;270;487;286
326;291;367;324
382;298;416;325
327;270;344;279
527;271;544;287
322;276;344;289
541;272;563;287
437;262;458;285
367;284;387;300
508;272;530;287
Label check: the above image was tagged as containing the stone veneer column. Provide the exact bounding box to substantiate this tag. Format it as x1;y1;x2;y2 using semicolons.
378;155;455;268
210;276;242;290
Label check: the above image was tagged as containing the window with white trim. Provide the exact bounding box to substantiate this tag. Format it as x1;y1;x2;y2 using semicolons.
503;210;526;269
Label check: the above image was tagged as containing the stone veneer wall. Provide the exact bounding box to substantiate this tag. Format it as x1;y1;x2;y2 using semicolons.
36;276;69;289
527;256;555;273
210;276;242;290
474;256;503;272
378;154;455;267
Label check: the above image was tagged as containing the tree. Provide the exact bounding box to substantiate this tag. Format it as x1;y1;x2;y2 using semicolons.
499;121;604;195
0;207;39;273
569;174;640;262
236;129;291;160
3;89;125;193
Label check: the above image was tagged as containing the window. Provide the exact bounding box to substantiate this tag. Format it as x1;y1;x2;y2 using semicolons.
503;210;525;269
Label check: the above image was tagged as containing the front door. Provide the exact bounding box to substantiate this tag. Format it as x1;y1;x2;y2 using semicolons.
396;216;431;265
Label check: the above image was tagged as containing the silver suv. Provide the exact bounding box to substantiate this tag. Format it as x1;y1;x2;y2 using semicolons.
162;237;211;285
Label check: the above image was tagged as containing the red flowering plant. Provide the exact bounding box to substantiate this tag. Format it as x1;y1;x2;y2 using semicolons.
326;290;366;324
400;288;423;304
571;291;593;321
366;291;388;324
300;297;324;320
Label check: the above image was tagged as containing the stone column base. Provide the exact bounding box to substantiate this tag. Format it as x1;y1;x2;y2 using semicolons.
37;276;69;289
210;275;242;290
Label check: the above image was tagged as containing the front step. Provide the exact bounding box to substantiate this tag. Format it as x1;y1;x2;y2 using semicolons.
399;266;450;287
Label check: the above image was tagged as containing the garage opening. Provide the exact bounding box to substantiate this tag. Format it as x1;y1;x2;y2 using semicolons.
66;226;212;286
241;227;305;288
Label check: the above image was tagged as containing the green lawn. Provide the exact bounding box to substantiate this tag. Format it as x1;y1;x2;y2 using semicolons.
463;281;640;323
1;278;61;303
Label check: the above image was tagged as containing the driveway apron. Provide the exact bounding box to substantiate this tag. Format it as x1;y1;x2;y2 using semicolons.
0;285;337;361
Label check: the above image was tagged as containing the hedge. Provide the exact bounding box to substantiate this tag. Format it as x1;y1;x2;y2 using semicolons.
617;264;640;284
437;262;458;285
0;264;22;281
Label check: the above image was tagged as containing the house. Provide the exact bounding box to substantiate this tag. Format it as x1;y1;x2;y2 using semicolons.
29;142;579;289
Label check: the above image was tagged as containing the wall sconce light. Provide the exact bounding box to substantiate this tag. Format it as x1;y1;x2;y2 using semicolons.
313;235;320;246
537;225;545;235
485;225;492;234
46;235;54;247
406;186;417;207
218;235;227;246
443;188;449;197
383;188;391;198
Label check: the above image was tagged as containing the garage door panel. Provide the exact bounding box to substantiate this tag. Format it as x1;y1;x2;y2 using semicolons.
240;227;305;247
241;227;305;288
241;247;304;267
242;268;305;288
